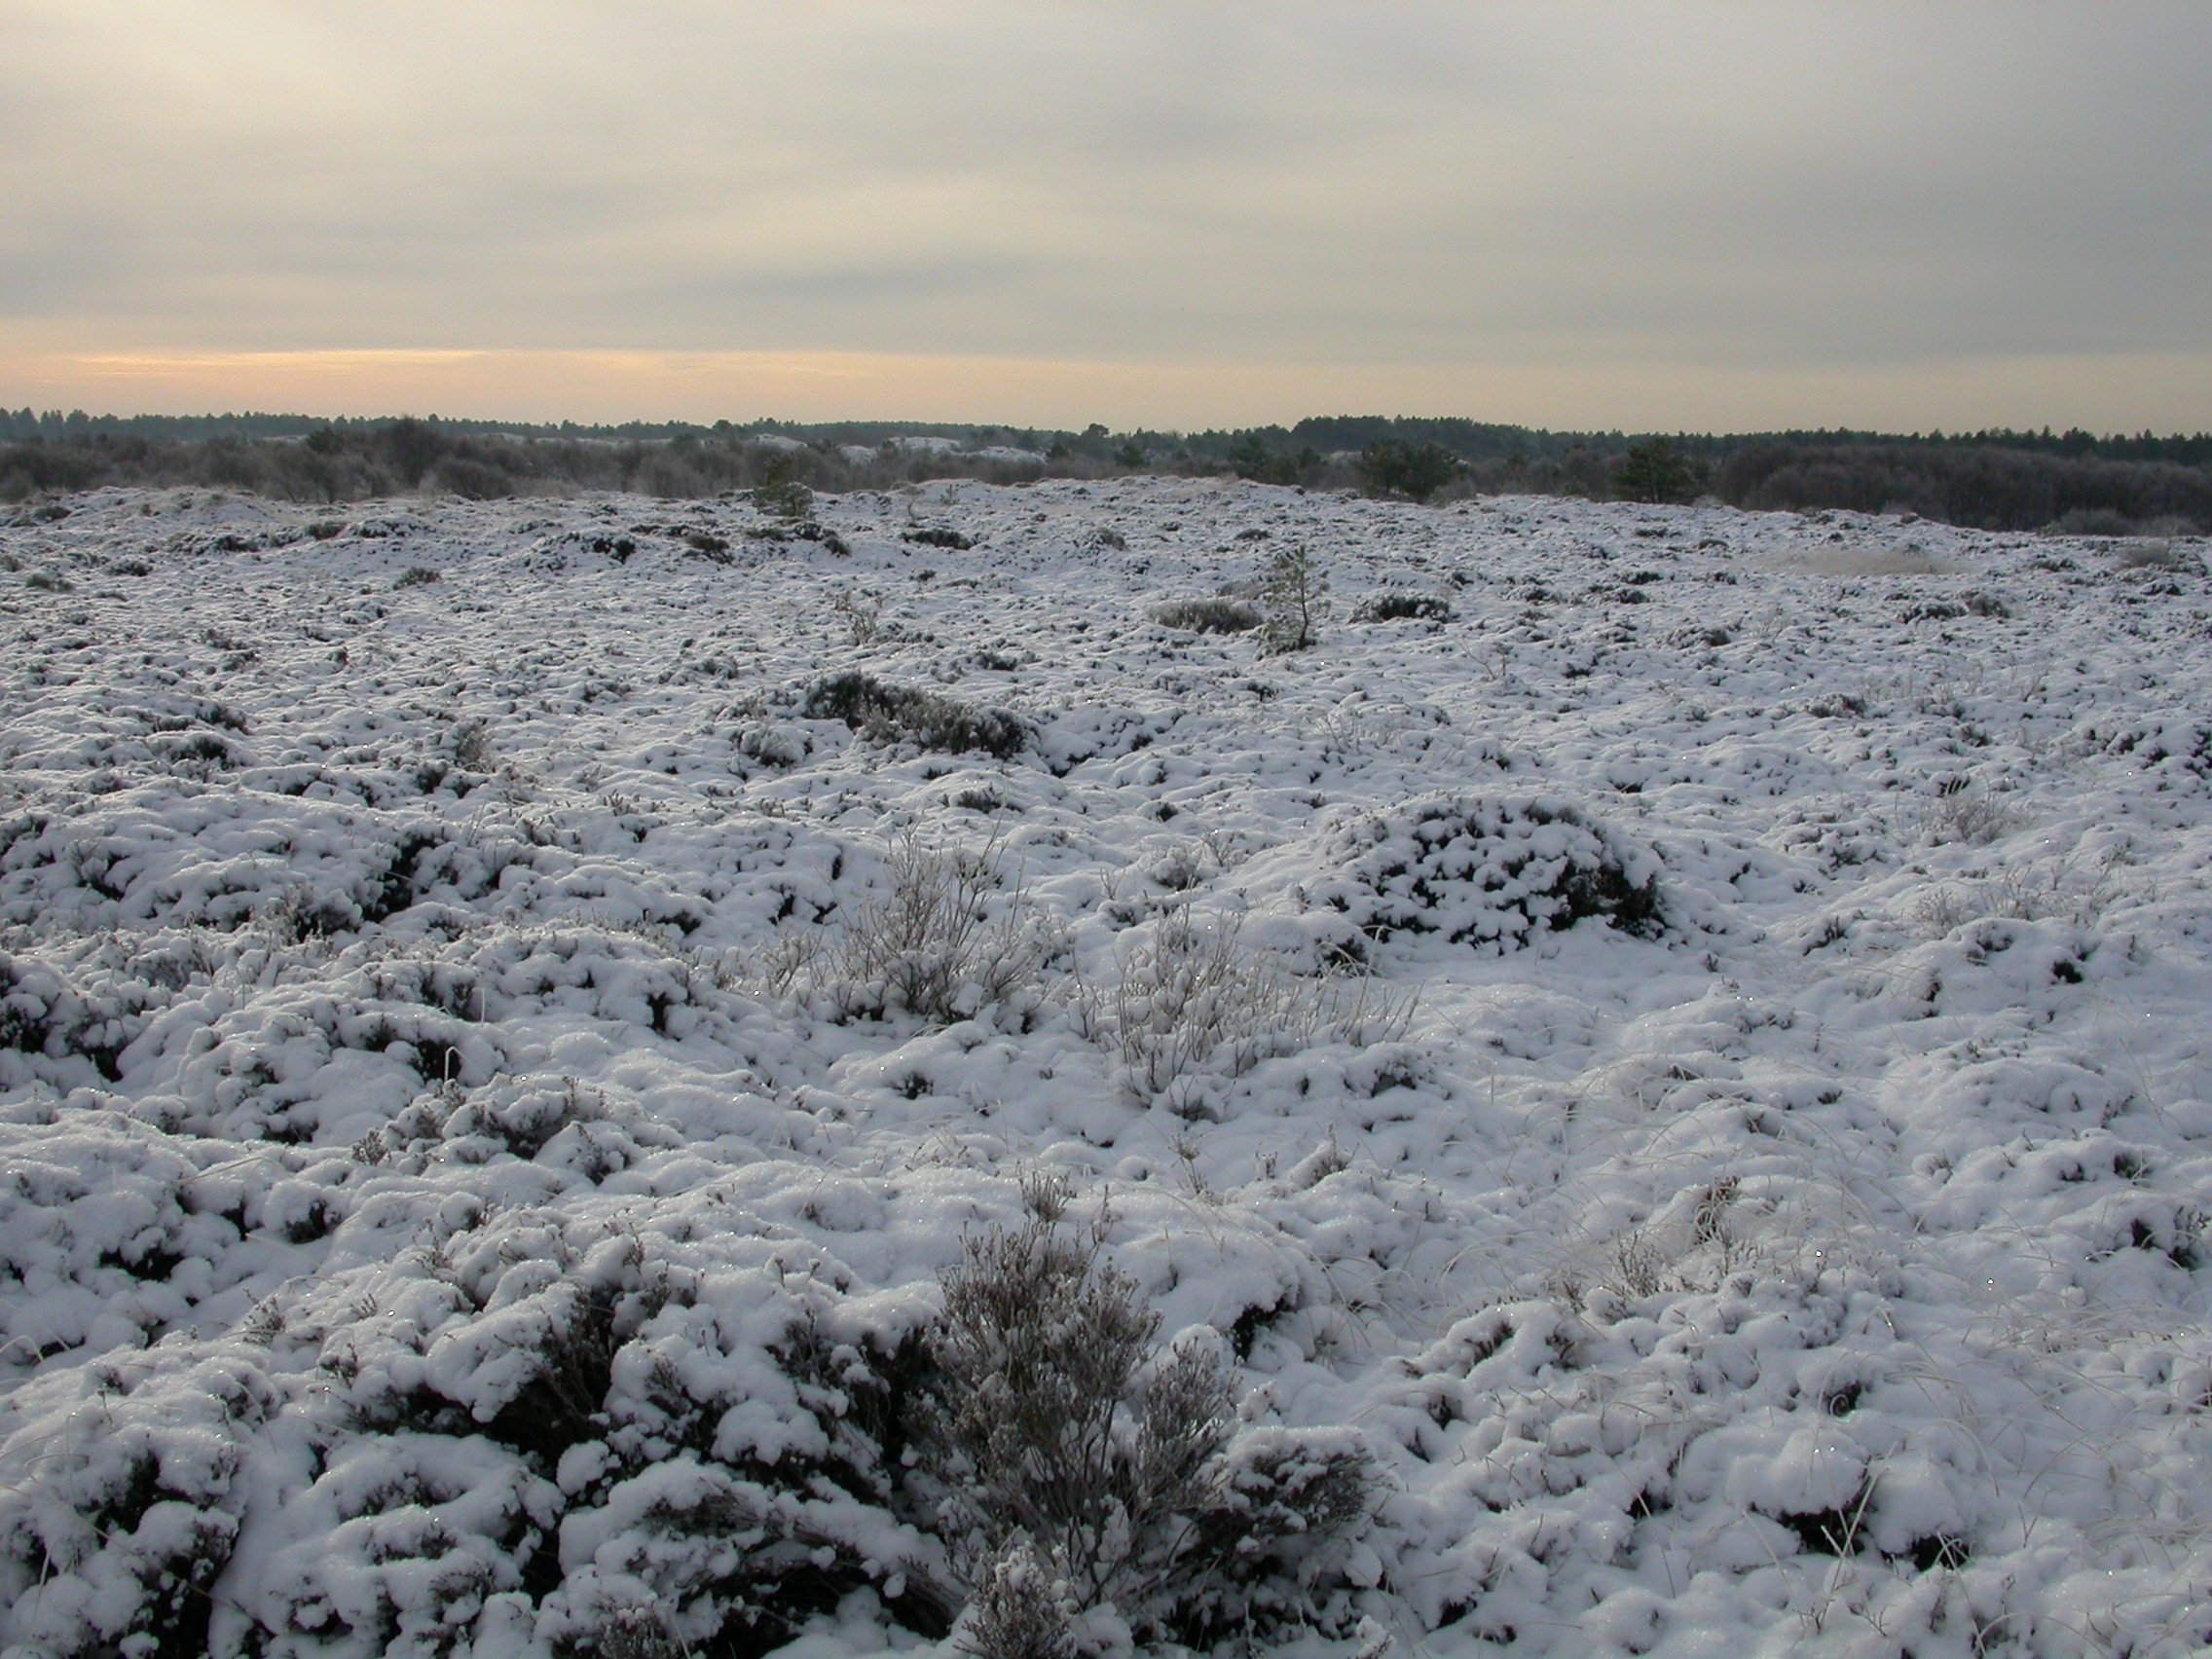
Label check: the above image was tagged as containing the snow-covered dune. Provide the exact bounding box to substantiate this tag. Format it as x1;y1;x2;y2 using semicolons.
2;477;2208;1658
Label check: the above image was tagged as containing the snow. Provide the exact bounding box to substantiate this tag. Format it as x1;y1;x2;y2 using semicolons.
1;476;2209;1657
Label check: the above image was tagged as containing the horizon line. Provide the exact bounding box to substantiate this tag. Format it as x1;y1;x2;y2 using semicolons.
4;346;2210;436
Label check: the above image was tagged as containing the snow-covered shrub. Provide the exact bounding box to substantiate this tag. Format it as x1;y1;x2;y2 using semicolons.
1349;591;1454;624
0;1354;263;1659
957;1537;1078;1659
241;1432;561;1659
812;836;1053;1024
1919;780;2023;846
1151;598;1260;634
256;1208;953;1659
591;1606;689;1659
0;945;169;1084
922;1175;1376;1643
1077;908;1411;1112
1311;793;1663;950
803;672;1029;759
446;718;495;772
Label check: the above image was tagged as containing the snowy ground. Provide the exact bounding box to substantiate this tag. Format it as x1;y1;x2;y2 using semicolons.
2;476;2209;1659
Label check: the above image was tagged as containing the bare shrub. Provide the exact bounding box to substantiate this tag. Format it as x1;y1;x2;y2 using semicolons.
448;718;495;771
747;930;820;1000
1152;598;1261;634
833;588;884;646
1911;854;2120;935
2118;538;2181;569
1077;909;1412;1111
924;1175;1376;1642
1921;781;2023;846
2051;506;2138;537
393;564;441;588
818;835;1052;1023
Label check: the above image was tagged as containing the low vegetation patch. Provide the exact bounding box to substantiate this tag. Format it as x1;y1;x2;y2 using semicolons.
1350;591;1454;623
802;671;1029;759
1311;793;1665;951
793;834;1053;1025
1152;597;1261;634
928;1175;1378;1653
903;527;976;550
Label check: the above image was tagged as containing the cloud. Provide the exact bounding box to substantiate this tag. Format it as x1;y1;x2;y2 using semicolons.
3;1;2207;424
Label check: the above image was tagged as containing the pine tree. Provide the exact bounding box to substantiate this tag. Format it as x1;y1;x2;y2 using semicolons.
1613;438;1698;504
1260;544;1329;655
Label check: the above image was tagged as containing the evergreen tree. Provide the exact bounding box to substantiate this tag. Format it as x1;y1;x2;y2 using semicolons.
1356;439;1459;502
1613;437;1698;503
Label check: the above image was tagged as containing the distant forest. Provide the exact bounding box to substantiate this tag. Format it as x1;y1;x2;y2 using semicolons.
3;405;2207;536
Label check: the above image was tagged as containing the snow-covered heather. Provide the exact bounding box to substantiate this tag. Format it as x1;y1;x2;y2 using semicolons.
2;476;2209;1659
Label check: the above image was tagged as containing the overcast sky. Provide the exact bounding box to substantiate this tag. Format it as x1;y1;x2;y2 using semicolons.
4;1;2208;430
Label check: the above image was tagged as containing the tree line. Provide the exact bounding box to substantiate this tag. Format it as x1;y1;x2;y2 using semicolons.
3;408;2206;535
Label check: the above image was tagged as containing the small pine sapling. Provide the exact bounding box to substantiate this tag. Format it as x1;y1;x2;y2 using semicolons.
755;453;815;521
1259;544;1329;655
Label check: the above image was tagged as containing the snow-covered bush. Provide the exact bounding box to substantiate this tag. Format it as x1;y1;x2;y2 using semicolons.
1310;793;1664;951
1151;598;1260;635
923;1175;1377;1644
0;1353;264;1659
957;1536;1078;1659
802;672;1029;759
1075;908;1412;1112
1919;779;2024;846
810;836;1054;1024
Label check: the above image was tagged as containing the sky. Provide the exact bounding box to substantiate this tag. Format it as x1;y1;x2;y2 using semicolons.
4;1;2208;433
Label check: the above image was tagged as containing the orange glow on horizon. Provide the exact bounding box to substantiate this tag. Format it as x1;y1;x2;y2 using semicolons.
5;347;2209;437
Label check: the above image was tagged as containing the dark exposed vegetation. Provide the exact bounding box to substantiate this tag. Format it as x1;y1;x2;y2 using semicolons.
4;404;2207;537
801;672;1030;760
1226;431;1322;487
751;453;815;521
1715;439;2212;534
927;1175;1376;1652
1350;591;1455;624
1612;437;1702;505
1355;438;1461;503
903;527;977;550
